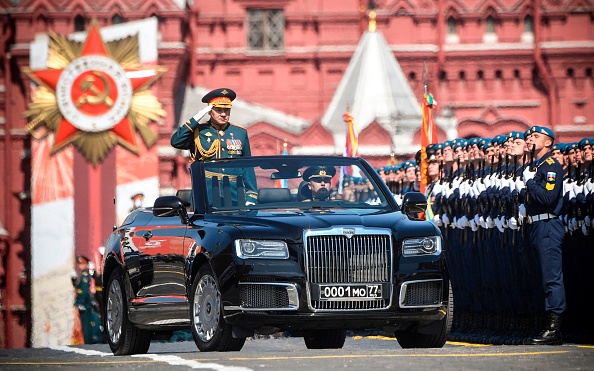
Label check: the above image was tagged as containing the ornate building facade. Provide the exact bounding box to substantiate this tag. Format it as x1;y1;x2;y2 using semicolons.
0;0;592;347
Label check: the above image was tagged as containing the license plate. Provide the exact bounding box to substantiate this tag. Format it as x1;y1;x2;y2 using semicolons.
319;284;382;300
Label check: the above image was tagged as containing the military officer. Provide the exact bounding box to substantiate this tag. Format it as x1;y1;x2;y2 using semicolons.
301;166;337;201
72;255;102;344
171;88;257;204
522;126;565;345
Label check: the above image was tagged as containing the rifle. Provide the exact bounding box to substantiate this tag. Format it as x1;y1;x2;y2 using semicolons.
529;144;536;171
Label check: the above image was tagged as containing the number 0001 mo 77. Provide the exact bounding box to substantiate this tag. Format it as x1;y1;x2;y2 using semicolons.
320;284;382;300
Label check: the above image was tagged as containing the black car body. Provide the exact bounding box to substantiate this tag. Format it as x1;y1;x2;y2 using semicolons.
102;156;451;355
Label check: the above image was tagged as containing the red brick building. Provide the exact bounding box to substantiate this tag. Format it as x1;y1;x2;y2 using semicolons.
0;0;592;347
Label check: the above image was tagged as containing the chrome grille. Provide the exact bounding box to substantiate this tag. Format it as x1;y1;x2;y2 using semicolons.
240;284;289;309
305;228;392;311
399;279;442;308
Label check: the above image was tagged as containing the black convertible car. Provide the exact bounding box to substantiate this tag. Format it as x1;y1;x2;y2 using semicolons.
102;155;452;355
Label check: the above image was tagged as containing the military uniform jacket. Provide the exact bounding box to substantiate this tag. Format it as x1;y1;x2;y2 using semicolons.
171;117;252;161
171;117;258;203
525;151;564;216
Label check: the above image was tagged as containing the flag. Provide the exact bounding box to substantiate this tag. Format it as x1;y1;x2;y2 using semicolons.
419;90;438;195
275;141;289;188
339;111;360;193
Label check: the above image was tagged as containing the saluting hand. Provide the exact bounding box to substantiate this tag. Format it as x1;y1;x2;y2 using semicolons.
193;105;213;121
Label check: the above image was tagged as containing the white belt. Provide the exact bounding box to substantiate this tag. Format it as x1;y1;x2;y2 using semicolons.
527;213;556;224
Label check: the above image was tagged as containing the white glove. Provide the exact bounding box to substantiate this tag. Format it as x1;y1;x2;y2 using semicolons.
477;181;486;193
473;214;480;226
486;216;495;228
509;216;518;230
515;177;525;193
586;179;594;193
432;183;442;196
582;222;589;236
484;176;491;188
442;213;450;225
246;201;256;206
452;216;458;229
495;217;504;233
432;215;443;227
519;203;527;217
479;216;487;229
570;217;578;231
585;215;591;227
458;215;468;229
192;105;213;121
523;167;536;183
470;219;478;231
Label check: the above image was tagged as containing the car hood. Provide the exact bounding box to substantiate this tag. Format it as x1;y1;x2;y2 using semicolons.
205;210;438;242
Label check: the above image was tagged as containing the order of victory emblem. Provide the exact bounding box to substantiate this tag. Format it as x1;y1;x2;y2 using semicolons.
23;19;166;165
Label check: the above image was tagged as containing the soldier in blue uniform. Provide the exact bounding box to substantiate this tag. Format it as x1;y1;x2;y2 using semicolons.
171;88;258;204
522;126;565;345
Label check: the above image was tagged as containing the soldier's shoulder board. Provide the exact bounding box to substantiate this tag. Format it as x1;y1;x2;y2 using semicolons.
545;157;555;165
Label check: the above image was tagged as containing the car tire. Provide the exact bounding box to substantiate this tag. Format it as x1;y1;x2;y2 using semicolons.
105;268;151;355
395;281;454;349
304;329;347;349
190;264;246;352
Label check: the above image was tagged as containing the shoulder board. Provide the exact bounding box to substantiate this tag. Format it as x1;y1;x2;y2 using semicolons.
545;157;555;165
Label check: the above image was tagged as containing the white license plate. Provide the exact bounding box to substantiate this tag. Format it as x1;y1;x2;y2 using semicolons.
319;284;382;300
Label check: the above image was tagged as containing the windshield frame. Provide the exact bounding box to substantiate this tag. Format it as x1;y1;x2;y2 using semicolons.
189;155;399;215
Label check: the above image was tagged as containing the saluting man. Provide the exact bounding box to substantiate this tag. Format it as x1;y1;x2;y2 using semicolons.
171;88;257;204
522;126;565;345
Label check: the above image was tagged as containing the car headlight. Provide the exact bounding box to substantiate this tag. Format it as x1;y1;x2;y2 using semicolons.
235;240;289;259
402;236;441;256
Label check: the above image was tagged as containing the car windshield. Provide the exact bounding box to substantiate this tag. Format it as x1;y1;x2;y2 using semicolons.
195;156;394;213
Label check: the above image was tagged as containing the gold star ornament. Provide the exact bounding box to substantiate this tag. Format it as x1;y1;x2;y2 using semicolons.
23;19;167;165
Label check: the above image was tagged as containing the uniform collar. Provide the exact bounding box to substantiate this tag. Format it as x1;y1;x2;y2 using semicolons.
209;120;229;132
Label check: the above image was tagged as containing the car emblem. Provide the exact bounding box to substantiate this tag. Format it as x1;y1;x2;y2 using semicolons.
343;228;355;239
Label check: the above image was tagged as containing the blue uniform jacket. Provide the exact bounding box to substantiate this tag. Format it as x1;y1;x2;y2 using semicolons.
525;151;563;216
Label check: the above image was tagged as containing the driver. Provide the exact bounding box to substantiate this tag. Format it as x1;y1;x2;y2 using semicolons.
302;166;336;201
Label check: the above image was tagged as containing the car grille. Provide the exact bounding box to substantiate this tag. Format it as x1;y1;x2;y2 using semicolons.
399;279;442;308
239;283;298;310
305;229;392;311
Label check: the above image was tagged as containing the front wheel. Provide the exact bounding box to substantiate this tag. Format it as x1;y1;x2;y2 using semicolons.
190;264;245;352
395;281;454;349
304;329;347;349
105;269;151;355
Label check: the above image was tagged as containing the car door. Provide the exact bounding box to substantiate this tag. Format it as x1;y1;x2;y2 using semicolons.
124;217;187;300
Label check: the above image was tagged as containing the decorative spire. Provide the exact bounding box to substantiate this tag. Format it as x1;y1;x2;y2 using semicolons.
368;10;376;32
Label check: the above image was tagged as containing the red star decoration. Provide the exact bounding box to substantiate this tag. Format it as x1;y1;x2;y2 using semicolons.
27;23;161;153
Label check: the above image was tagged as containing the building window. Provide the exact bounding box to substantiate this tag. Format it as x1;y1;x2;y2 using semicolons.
247;9;284;51
566;68;574;78
446;16;460;44
477;70;484;80
459;71;466;80
586;68;593;78
495;70;503;79
483;15;498;43
112;14;125;25
514;69;521;78
74;15;85;32
522;15;534;43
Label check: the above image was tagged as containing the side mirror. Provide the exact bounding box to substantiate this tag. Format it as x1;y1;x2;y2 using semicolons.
153;196;189;224
402;192;427;221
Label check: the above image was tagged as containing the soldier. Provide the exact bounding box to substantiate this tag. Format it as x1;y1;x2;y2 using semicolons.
522;126;565;345
171;88;257;204
301;166;336;201
72;255;102;344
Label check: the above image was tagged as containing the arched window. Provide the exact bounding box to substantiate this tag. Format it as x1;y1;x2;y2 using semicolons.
566;68;574;78
486;16;496;33
74;15;85;32
477;70;484;80
459;71;466;80
112;14;124;25
495;70;503;79
522;15;534;43
447;17;457;35
483;16;498;43
586;68;593;78
409;71;416;80
446;16;460;43
524;15;534;32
